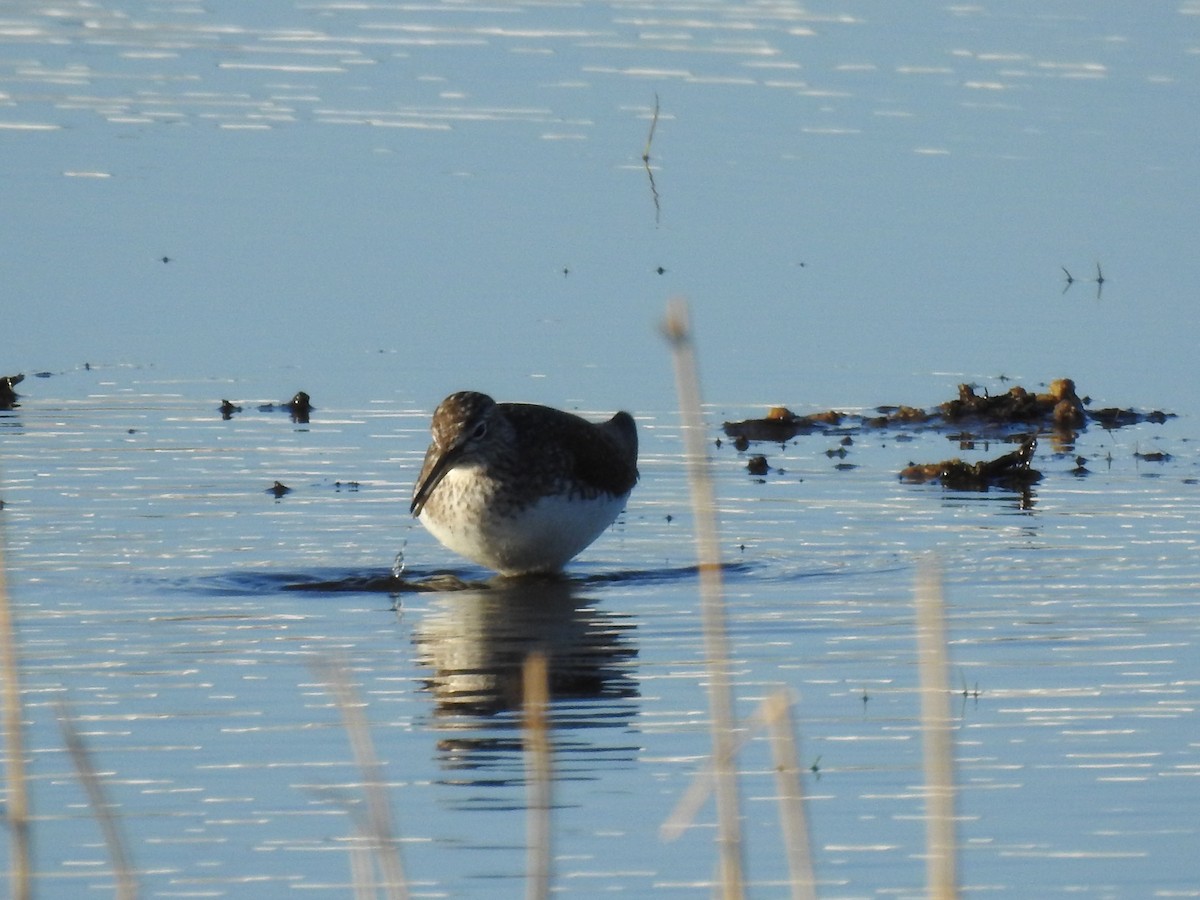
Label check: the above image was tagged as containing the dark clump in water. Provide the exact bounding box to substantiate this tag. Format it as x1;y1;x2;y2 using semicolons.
939;378;1085;429
1093;406;1173;427
722;377;1172;444
1134;449;1172;462
256;390;312;423
287;391;311;422
0;373;24;409
723;404;843;443
900;435;1040;491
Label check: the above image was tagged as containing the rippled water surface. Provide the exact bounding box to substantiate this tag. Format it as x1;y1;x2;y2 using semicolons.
4;375;1200;898
4;1;1200;897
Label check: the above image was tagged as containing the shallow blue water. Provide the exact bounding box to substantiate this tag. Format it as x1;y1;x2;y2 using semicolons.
3;2;1200;897
4;373;1200;897
3;1;1198;414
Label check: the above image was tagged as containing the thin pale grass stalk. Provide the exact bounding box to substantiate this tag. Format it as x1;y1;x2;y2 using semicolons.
55;699;138;900
660;690;817;897
763;691;818;900
348;827;375;900
916;559;958;900
523;652;552;900
662;297;745;899
660;696;777;842
0;543;32;900
299;784;382;900
314;657;410;900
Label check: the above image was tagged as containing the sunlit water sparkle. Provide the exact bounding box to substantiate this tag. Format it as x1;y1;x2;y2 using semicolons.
4;0;1200;896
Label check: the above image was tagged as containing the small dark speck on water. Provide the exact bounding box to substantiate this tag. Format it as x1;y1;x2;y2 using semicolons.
268;481;291;498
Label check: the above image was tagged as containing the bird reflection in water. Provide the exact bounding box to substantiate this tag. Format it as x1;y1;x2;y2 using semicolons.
411;577;640;774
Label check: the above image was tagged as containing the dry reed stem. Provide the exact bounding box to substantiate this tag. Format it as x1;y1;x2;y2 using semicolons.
916;559;958;900
349;828;375;900
0;543;32;900
56;699;138;899
523;652;552;900
315;657;410;900
662;297;745;899
763;691;818;900
659;696;772;842
659;741;743;845
660;691;817;897
298;784;377;900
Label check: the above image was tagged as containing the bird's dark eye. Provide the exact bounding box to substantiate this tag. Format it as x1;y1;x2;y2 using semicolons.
471;421;487;441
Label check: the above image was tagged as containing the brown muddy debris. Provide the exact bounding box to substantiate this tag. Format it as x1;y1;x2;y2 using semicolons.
746;455;770;476
900;436;1041;491
864;405;930;428
722;377;1171;444
722;405;844;443
940;378;1085;429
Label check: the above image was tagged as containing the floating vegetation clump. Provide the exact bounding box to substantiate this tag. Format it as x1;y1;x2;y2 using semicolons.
722;377;1172;444
722;378;1174;498
900;436;1041;491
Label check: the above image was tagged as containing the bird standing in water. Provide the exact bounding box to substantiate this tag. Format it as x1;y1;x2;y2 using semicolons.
410;391;638;576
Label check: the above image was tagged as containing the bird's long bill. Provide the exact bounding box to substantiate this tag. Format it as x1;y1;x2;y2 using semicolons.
409;445;459;517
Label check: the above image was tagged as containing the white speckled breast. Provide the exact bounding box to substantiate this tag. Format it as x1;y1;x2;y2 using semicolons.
417;465;630;576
